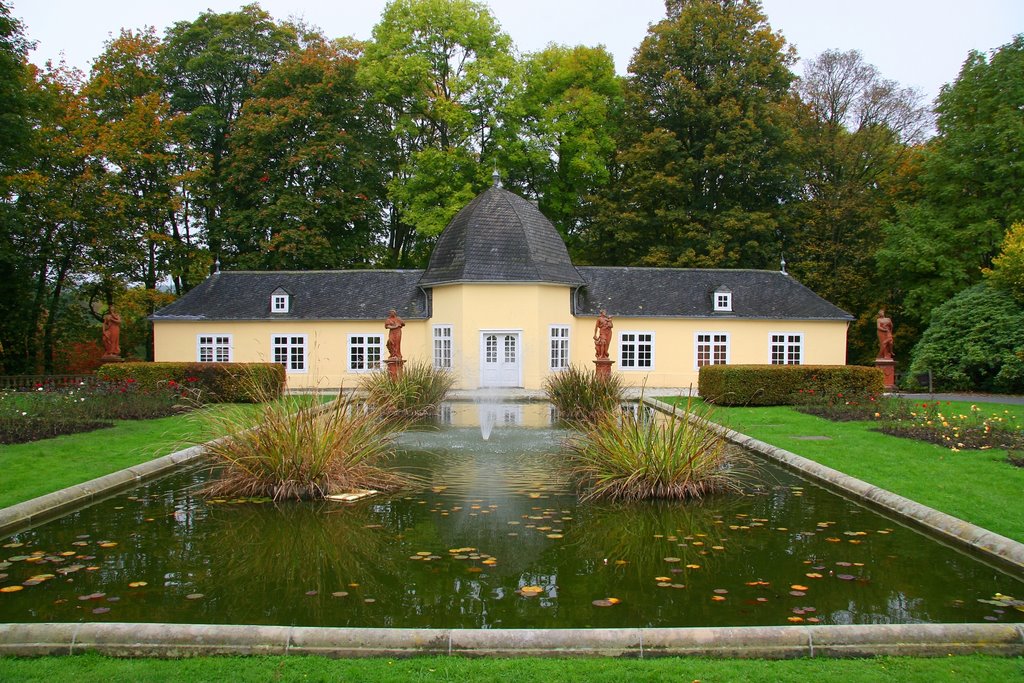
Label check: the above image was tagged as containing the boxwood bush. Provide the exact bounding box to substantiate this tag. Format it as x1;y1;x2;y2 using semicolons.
698;365;884;406
97;362;285;403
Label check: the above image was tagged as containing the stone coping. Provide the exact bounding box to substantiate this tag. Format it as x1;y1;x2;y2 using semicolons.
0;622;1021;658
645;397;1024;576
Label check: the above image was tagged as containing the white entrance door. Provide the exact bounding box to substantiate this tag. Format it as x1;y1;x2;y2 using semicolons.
480;332;521;388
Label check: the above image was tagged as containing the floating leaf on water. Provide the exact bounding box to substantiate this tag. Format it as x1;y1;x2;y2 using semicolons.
306;590;318;596
790;585;809;591
592;599;616;607
7;556;28;562
713;589;729;594
92;607;110;614
756;597;769;603
663;557;681;563
2;543;23;549
837;574;855;581
185;593;204;600
416;551;432;556
657;582;672;588
685;564;701;569
655;576;673;582
364;598;375;604
825;538;841;543
806;617;821;623
128;581;147;588
787;616;804;623
711;595;726;602
466;567;482;573
98;542;117;549
789;590;806;597
546;534;563;539
331;591;349;598
805;573;823;579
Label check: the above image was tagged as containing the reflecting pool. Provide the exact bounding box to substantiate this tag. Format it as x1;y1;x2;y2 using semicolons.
1;402;1022;628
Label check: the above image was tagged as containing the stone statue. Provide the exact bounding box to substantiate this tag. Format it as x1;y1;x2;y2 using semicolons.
876;308;894;360
102;307;122;358
593;309;613;360
384;309;405;360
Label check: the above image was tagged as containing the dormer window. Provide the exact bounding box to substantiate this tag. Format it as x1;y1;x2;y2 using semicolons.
270;288;290;314
714;287;732;312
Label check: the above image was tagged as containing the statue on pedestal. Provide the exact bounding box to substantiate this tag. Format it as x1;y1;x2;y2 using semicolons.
384;309;405;360
876;308;894;360
593;309;613;360
101;307;122;359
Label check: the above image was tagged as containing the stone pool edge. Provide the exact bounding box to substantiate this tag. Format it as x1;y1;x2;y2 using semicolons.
0;622;1021;658
0;442;213;538
645;397;1024;575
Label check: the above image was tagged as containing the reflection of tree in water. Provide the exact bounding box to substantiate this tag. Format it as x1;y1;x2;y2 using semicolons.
570;496;746;581
201;501;395;620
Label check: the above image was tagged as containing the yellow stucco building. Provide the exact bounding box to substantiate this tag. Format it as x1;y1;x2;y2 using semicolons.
153;182;853;390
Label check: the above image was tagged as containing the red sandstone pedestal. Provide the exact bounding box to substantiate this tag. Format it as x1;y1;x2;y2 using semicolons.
386;357;405;380
875;357;896;391
593;358;614;379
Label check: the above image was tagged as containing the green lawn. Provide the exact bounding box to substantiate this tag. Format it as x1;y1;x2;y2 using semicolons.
665;397;1024;542
0;407;228;509
0;653;1020;682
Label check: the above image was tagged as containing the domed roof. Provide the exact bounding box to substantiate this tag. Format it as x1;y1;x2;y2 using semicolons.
419;185;584;286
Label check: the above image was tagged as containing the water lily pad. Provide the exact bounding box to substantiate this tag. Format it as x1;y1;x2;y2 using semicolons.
92;607;110;614
789;590;806;596
185;593;204;600
332;591;349;598
546;534;563;539
98;542;118;548
790;584;809;591
663;557;681;563
837;574;856;581
713;588;729;594
685;564;701;569
128;581;147;588
711;595;726;602
306;590;318;596
592;598;616;607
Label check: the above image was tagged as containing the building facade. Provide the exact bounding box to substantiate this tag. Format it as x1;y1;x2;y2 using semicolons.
153;184;853;390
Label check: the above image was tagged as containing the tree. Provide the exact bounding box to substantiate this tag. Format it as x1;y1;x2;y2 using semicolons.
878;35;1024;323
984;222;1024;303
498;44;623;247
158;4;298;266
582;0;801;268
787;49;929;362
908;283;1024;393
224;38;390;269
359;0;517;261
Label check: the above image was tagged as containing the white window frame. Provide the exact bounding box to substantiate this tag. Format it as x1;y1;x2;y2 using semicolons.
695;332;729;369
618;331;654;370
271;334;307;373
433;325;453;370
714;291;732;312
197;334;233;363
549;325;570;371
770;332;803;365
271;293;290;313
347;333;384;373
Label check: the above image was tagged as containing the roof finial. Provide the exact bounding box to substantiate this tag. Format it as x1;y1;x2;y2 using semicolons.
492;166;501;188
780;254;787;274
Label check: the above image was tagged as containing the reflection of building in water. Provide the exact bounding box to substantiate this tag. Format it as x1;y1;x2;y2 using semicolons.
438;403;453;425
436;401;552;428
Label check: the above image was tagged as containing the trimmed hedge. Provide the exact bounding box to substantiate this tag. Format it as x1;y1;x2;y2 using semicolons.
698;365;884;406
96;362;285;403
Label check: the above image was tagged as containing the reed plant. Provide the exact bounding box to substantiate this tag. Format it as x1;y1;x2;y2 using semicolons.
543;364;624;424
565;398;744;502
359;361;455;419
201;393;411;501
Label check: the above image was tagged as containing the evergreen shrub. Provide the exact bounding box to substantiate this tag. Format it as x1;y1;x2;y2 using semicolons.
97;362;284;402
698;364;884;406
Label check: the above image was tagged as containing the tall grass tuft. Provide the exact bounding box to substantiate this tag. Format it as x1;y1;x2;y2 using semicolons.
543;365;624;424
565;398;744;502
201;393;410;501
359;361;455;419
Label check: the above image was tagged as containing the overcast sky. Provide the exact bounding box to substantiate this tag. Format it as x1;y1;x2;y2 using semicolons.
12;0;1023;106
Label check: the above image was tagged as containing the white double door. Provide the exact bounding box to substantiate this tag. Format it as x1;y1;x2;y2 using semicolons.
479;331;521;388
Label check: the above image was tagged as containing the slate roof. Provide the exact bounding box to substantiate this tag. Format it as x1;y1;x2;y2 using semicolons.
151;270;430;321
419;185;584;286
574;267;854;320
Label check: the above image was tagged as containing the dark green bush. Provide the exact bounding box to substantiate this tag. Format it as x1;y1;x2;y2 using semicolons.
698;365;884;406
908;283;1024;393
97;362;284;403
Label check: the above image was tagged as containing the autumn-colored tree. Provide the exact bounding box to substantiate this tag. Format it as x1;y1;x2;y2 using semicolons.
360;0;517;262
158;4;298;267
224;38;390;270
583;0;801;268
787;49;929;362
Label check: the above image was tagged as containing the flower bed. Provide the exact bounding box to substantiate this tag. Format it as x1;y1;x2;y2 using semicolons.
0;378;196;445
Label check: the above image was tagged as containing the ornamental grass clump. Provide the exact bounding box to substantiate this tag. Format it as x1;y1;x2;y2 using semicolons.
201;393;410;502
543;365;624;424
565;399;744;502
359;361;455;419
